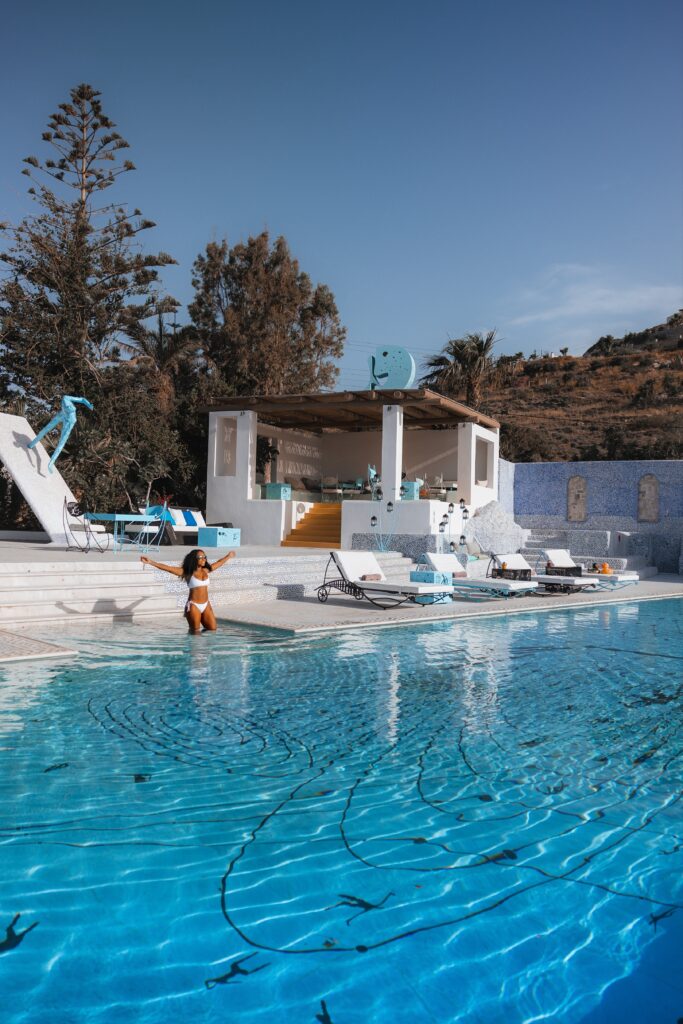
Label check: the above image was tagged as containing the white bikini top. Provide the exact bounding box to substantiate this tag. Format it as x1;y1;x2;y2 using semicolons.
188;573;210;590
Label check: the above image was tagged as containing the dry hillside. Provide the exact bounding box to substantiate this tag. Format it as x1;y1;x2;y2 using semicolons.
477;318;683;461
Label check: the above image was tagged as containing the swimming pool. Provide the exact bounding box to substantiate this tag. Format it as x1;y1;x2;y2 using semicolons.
0;599;681;1023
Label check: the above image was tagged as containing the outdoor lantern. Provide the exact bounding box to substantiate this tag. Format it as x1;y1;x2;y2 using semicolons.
387;501;394;513
459;498;466;510
376;486;383;499
440;514;448;527
370;515;378;528
462;507;469;522
449;541;456;552
439;523;445;533
459;534;466;546
399;485;406;497
448;502;455;514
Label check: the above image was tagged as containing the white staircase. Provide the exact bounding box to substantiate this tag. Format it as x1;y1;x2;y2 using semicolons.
0;551;415;627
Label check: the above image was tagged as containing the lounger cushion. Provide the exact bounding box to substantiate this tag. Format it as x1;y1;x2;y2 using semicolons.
531;574;592;589
584;572;639;582
333;550;386;582
422;553;468;578
168;508;207;530
542;549;577;569
357;580;455;595
493;553;533;571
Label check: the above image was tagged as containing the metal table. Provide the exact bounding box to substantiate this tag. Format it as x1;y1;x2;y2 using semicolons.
84;512;167;553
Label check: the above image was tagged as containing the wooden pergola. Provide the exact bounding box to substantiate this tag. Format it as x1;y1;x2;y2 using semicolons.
203;388;499;433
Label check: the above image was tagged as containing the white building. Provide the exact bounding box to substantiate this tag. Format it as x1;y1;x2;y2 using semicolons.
205;388;499;549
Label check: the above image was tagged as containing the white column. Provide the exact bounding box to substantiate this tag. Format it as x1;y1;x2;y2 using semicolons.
457;422;476;505
381;404;403;505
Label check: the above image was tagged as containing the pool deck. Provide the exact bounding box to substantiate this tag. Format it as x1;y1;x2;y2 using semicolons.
0;628;78;663
0;535;681;659
216;575;683;634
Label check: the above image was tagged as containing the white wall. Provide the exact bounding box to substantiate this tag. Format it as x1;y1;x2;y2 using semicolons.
341;498;465;548
456;422;499;509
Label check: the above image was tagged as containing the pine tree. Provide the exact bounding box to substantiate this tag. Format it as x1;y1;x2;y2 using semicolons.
188;232;345;395
0;83;176;403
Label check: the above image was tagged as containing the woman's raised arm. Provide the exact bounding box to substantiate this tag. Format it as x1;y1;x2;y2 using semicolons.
211;551;237;571
140;555;184;577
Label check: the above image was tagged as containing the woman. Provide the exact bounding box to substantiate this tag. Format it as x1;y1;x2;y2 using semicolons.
140;548;236;633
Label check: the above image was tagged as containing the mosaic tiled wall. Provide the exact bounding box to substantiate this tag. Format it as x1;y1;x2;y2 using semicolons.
510;459;683;533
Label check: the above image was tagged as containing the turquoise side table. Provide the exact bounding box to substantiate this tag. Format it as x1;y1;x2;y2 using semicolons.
197;527;241;547
264;483;292;500
401;481;421;500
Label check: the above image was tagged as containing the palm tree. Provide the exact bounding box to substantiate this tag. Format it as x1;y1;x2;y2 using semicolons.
421;330;497;408
462;331;496;406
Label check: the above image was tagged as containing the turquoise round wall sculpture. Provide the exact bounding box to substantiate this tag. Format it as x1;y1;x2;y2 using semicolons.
368;347;416;390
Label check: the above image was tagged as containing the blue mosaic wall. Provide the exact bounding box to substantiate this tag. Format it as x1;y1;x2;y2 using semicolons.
513;459;683;522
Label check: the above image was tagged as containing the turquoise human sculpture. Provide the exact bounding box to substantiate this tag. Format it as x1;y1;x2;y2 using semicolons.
27;395;94;473
368;346;416;390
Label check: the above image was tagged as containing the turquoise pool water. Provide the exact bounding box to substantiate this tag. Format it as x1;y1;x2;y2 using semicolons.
0;599;682;1023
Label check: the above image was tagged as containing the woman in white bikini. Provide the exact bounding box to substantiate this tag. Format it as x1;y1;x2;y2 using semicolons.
140;548;236;633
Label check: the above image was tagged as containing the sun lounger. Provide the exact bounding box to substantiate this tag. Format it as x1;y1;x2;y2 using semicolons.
527;548;599;593
165;507;207;545
317;550;455;609
420;552;538;599
534;549;639;591
583;570;640;588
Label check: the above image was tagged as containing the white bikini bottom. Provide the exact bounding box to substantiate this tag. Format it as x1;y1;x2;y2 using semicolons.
186;600;209;615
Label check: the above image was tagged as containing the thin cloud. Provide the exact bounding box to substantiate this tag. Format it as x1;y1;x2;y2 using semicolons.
508;264;681;329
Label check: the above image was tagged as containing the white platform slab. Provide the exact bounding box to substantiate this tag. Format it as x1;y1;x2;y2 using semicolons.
0;412;83;544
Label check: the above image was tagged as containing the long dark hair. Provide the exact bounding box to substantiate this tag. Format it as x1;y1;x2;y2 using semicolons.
181;549;213;581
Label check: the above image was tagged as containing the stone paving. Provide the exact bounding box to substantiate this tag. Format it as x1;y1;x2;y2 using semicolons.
216;575;683;635
0;629;78;663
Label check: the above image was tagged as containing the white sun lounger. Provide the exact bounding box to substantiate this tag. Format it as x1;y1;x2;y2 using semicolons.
528;548;599;593
317;550;455;609
535;549;639;590
421;552;538;599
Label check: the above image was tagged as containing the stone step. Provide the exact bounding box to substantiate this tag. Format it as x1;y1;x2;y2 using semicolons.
0;592;180;624
0;551;415;624
284;532;344;540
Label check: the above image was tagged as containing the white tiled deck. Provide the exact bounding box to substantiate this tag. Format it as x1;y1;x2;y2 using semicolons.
0;629;78;663
216;575;683;634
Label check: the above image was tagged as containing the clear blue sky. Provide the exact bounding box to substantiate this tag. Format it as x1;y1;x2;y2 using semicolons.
2;0;682;389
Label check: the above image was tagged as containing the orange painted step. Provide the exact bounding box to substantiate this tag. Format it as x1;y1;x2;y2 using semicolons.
282;504;341;547
281;539;339;548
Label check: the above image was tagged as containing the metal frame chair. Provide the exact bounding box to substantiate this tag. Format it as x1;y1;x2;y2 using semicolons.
63;498;112;554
